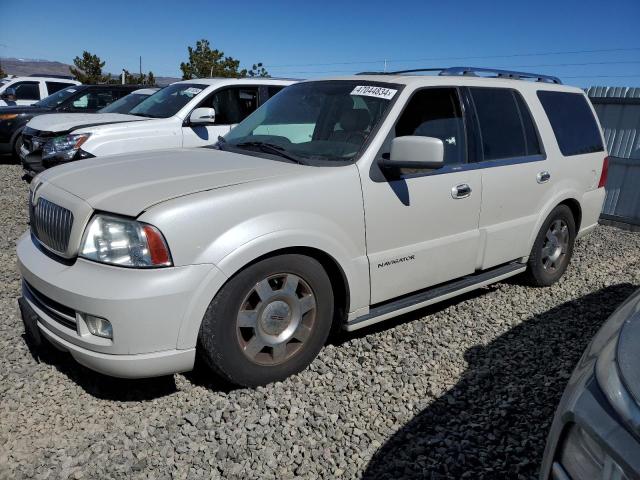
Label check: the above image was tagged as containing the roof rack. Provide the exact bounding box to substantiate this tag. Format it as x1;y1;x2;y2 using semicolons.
357;66;562;84
28;73;76;80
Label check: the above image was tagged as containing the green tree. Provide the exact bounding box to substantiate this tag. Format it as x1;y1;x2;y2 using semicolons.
0;62;6;78
247;63;270;78
70;51;109;83
180;39;246;79
119;70;156;85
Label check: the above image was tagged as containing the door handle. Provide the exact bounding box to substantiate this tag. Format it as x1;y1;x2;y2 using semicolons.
537;171;551;184
451;184;472;199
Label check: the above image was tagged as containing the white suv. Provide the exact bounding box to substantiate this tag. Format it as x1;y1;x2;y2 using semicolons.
17;67;608;387
20;78;295;176
0;76;81;106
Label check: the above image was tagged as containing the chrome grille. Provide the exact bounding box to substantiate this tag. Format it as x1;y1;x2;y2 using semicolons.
30;197;74;254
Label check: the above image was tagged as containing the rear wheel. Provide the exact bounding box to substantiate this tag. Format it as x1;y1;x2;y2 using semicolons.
525;205;576;286
198;254;334;387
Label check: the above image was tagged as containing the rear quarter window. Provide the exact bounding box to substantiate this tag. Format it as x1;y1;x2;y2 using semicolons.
537;91;604;156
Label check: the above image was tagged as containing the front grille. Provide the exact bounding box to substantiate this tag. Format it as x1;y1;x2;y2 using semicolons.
23;281;77;331
29;197;74;254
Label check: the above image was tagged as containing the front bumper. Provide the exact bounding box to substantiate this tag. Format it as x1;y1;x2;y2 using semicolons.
16;232;221;378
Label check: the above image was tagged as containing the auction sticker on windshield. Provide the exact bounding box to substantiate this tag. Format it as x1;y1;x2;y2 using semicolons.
351;85;397;100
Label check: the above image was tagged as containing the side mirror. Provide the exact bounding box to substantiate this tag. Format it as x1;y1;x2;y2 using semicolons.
2;87;16;100
189;107;216;125
381;136;444;170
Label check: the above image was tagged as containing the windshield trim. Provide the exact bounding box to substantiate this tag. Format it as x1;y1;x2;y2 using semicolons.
222;80;405;167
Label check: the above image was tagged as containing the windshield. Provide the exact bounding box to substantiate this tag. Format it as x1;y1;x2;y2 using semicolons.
129;83;207;118
223;81;400;163
100;92;152;114
35;86;80;108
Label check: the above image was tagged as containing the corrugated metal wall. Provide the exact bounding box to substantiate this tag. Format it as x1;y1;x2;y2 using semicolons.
587;86;640;226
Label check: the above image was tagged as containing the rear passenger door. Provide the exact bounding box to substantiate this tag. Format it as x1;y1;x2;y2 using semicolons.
465;87;550;269
182;86;259;147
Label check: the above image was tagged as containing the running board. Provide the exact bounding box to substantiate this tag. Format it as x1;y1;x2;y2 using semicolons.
345;262;526;332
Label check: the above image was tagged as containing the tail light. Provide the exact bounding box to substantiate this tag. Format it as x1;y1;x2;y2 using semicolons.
598;156;609;189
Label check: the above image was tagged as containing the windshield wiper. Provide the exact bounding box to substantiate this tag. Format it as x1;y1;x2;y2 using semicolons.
234;141;306;165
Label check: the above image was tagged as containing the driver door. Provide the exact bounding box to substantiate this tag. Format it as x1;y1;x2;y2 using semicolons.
182;86;259;147
360;87;482;304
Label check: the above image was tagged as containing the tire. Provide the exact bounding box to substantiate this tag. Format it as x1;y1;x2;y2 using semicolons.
525;205;576;287
12;133;23;159
198;254;334;387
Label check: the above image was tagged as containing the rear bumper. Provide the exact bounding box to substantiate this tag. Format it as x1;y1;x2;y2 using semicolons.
577;187;606;239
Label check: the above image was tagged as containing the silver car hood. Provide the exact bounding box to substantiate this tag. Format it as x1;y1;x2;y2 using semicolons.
36;148;301;216
27;113;143;133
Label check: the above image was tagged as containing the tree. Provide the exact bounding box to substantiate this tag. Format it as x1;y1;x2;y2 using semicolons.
0;62;6;78
119;70;156;85
70;51;108;83
247;63;270;78
180;39;247;79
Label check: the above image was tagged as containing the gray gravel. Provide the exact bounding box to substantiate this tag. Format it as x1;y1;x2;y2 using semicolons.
1;159;640;480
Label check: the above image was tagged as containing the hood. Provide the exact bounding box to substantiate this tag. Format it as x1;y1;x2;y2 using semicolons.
0;105;50;115
26;112;143;134
36;148;302;216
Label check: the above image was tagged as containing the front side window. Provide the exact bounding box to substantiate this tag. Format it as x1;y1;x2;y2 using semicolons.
197;87;259;125
470;87;542;161
69;91;115;110
224;81;399;163
537;91;604;156
12;81;40;100
100;93;150;114
130;83;207;118
383;87;467;166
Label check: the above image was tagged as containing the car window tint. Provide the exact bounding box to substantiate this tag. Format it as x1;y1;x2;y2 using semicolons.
514;92;542;156
537;91;604;156
267;86;284;98
470;87;530;161
200;87;259;124
46;82;74;95
71;91;114;110
12;81;40;100
391;87;466;165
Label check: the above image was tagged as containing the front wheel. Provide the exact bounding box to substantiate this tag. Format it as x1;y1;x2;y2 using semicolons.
198;254;334;387
13;134;23;159
525;205;576;287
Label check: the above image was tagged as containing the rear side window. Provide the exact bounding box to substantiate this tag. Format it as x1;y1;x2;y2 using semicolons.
470;87;542;161
46;81;74;95
537;91;604;156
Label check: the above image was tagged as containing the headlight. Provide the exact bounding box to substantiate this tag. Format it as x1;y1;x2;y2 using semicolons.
80;214;172;268
557;424;630;480
0;113;18;121
595;324;640;435
42;133;91;161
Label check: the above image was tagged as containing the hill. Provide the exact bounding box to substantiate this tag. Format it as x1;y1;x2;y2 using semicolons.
0;57;180;86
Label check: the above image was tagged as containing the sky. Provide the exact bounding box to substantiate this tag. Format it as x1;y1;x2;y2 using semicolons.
1;0;639;87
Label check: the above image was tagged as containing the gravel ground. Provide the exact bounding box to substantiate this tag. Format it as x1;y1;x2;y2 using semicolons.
1;159;640;480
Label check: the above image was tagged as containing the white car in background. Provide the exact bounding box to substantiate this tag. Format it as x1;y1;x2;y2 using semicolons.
20;78;295;177
0;75;81;106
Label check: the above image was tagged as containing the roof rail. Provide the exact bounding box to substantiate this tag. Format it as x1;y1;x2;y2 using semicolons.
28;73;76;80
441;67;562;84
356;66;562;84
